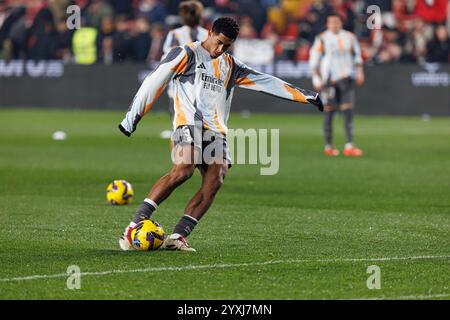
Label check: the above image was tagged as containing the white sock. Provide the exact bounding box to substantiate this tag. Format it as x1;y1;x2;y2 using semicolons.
345;142;353;149
144;198;158;209
184;214;198;223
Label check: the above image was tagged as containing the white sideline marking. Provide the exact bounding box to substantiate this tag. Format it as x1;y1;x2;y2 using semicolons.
0;255;448;283
355;293;450;300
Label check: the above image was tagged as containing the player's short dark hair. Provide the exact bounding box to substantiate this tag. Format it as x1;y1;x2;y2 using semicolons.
179;0;204;27
327;12;343;21
212;17;240;40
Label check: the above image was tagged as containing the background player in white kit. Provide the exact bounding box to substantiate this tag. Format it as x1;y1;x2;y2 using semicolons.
160;0;208;139
309;13;365;157
118;17;324;252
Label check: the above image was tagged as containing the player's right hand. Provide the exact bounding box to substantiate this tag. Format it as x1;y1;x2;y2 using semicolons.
307;94;324;112
118;124;131;137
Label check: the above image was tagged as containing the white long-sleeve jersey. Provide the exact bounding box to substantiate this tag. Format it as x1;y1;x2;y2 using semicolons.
120;41;319;135
309;30;363;83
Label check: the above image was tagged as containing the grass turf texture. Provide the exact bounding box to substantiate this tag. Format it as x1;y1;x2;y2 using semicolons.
0;108;449;300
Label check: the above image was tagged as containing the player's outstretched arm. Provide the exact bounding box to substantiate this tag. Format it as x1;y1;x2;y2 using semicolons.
309;35;324;91
233;58;323;112
118;47;188;136
351;34;365;86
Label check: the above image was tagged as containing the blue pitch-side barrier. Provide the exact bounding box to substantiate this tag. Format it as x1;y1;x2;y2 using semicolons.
0;60;449;115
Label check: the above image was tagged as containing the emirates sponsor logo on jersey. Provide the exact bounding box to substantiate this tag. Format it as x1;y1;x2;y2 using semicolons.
201;73;224;93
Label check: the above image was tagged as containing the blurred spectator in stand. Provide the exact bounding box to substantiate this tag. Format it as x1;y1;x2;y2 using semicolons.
131;16;151;62
281;0;304;20
28;20;57;59
358;39;376;62
108;0;133;17
0;2;7;58
146;23;164;63
28;0;54;33
392;0;415;21
47;0;71;24
295;40;310;61
85;0;114;29
306;0;335;37
239;16;257;39
28;0;58;60
237;0;266;34
101;35;113;64
265;2;285;34
280;19;300;60
298;11;318;43
166;0;183;16
112;15;132;62
260;22;282;58
1;3;24;58
262;0;279;8
55;18;73;62
414;0;447;25
283;19;299;40
214;0;237;15
402;17;433;63
426;24;450;63
332;0;356;32
0;0;8;29
72;20;99;65
139;0;167;25
6;5;27;59
375;26;402;63
447;1;450;32
97;15;115;64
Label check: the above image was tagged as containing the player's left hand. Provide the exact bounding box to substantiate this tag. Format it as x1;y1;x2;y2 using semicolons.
356;70;365;86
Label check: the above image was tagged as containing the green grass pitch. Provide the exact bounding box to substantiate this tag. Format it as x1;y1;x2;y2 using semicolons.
0;108;449;299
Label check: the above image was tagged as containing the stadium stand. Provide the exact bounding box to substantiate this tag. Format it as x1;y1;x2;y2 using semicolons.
0;0;448;64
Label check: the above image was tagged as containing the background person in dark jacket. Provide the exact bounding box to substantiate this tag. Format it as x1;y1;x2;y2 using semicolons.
426;25;450;63
131;16;151;62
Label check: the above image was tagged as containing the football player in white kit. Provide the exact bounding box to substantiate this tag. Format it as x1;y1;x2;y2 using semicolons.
118;17;324;252
309;13;365;157
160;0;208;139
